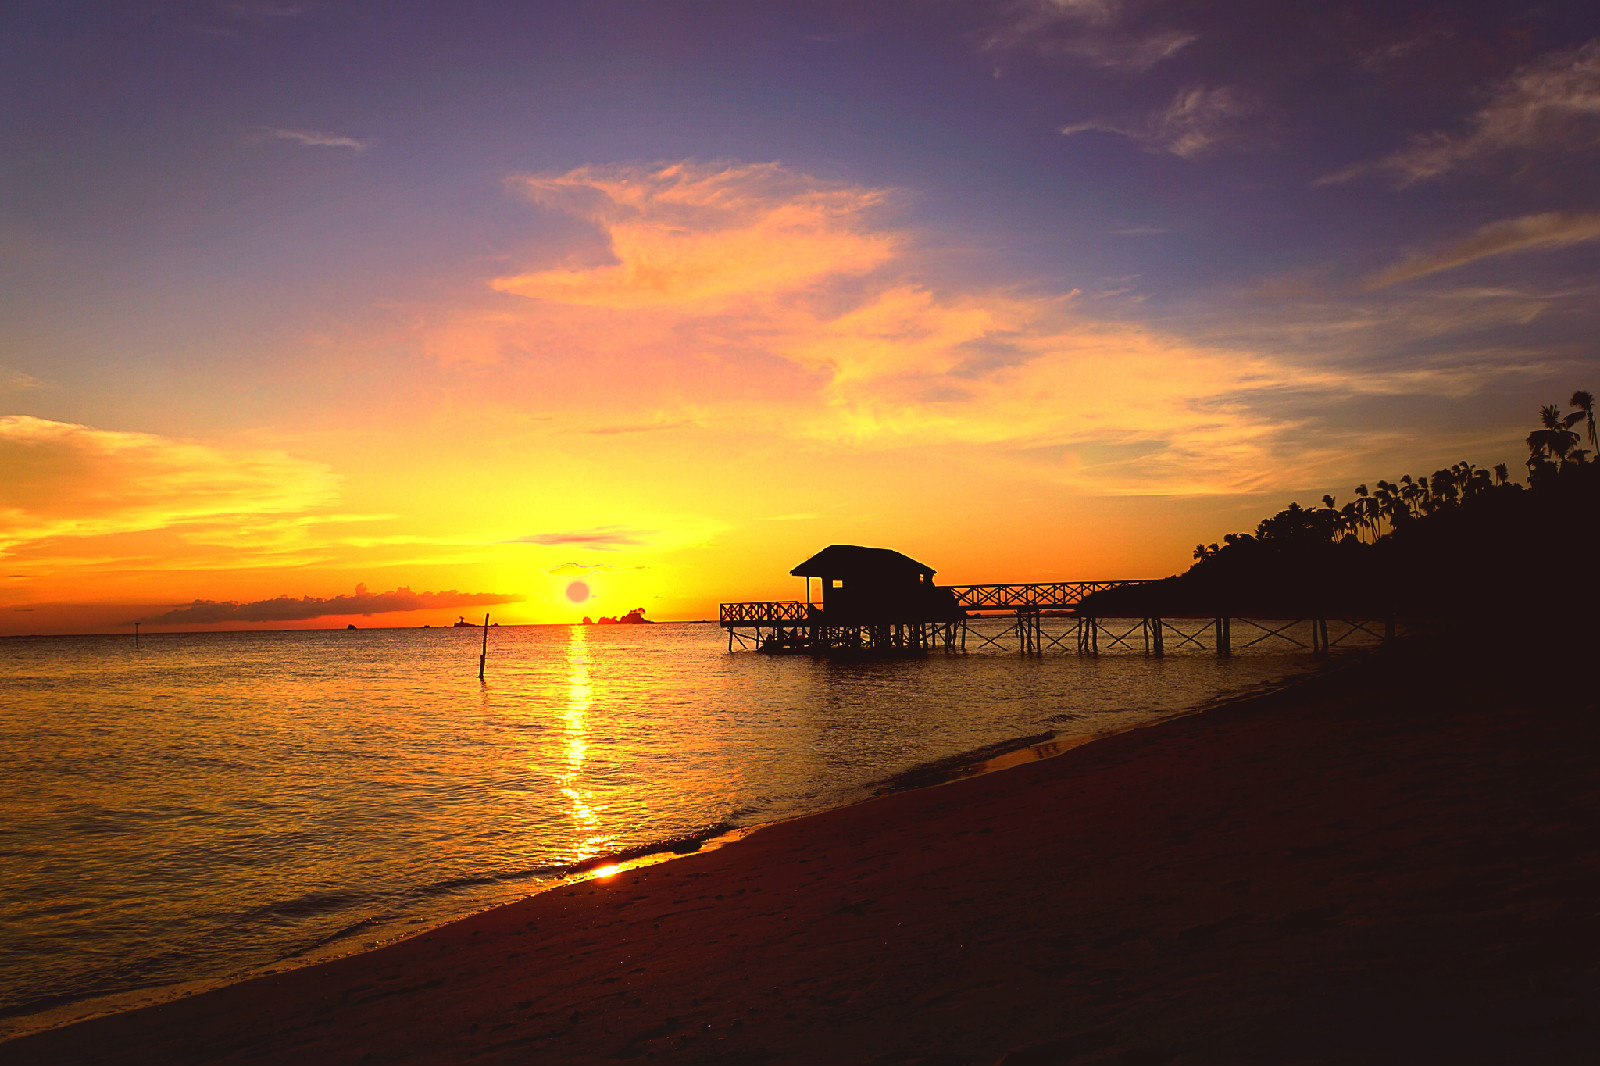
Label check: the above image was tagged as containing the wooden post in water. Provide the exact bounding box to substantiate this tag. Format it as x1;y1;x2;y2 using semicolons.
1216;615;1230;657
1151;617;1164;657
479;613;489;681
134;621;140;649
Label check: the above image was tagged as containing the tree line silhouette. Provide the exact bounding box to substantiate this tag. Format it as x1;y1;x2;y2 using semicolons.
1082;391;1599;619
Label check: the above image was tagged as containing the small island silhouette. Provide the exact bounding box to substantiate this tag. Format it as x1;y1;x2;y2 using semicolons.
582;607;653;625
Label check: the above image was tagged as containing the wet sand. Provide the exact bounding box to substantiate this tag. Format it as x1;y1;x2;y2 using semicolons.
6;630;1599;1065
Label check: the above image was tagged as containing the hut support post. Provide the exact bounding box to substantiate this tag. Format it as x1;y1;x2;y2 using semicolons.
1151;617;1164;657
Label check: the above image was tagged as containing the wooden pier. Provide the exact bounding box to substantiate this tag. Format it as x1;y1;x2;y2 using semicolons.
720;584;1401;658
722;546;1401;658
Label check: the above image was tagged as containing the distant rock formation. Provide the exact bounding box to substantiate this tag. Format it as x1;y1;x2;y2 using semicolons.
584;607;653;625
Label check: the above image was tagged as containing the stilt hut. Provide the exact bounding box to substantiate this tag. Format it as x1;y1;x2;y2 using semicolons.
776;545;964;654
790;545;954;621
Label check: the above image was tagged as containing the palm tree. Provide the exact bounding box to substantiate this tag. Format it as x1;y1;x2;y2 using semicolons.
1352;483;1373;542
1493;463;1510;487
1571;390;1596;451
1429;468;1459;509
1450;461;1490;501
1527;403;1581;470
1373;480;1398;537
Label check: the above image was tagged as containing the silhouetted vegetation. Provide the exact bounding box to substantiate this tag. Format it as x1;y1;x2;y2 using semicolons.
1082;391;1600;619
583;608;654;625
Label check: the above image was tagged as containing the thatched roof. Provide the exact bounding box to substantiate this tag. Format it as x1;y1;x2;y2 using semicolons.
790;544;936;580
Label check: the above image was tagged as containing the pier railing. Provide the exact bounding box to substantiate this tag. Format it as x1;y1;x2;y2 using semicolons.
944;580;1150;612
717;578;1408;657
718;581;1152;628
720;601;810;625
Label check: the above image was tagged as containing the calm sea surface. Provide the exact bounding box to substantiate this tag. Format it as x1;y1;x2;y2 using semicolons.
0;620;1343;1034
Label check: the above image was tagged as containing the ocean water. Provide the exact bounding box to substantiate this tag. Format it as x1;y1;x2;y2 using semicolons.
0;619;1348;1035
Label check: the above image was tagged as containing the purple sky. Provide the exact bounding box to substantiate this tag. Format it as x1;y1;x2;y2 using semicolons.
3;1;1599;630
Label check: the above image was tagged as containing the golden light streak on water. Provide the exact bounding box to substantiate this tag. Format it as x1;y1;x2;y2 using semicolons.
561;625;611;862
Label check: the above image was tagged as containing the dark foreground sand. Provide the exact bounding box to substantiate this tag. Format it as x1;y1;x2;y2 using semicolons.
7;630;1600;1065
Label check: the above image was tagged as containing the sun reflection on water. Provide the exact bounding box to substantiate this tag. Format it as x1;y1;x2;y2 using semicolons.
561;625;612;862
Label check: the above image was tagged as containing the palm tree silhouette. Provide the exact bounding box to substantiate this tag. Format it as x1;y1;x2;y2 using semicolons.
1527;403;1581;473
1571;390;1596;452
1398;474;1425;517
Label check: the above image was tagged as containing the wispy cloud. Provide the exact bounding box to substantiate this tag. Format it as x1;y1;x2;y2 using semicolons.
513;526;653;549
144;584;517;626
187;0;317;38
0;370;47;394
584;416;703;435
226;1;318;19
1357;28;1452;70
265;127;370;152
1366;212;1600;288
494;162;894;310
1320;38;1600;186
427;158;1541;497
0;416;339;554
983;0;1195;72
1062;85;1261;158
547;562;648;575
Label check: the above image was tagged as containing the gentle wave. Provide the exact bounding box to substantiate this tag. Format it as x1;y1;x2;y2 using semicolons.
0;621;1344;1036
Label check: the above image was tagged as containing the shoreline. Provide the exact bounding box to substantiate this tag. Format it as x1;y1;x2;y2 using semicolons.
0;657;1326;1046
11;630;1597;1062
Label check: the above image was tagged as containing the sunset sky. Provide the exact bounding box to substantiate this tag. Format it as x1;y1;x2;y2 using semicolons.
4;0;1600;633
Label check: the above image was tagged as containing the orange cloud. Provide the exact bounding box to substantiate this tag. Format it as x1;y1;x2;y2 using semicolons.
0;416;340;555
492;162;896;310
409;160;1498;500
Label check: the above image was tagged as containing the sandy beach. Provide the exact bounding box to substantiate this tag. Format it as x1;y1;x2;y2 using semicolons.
6;628;1599;1065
